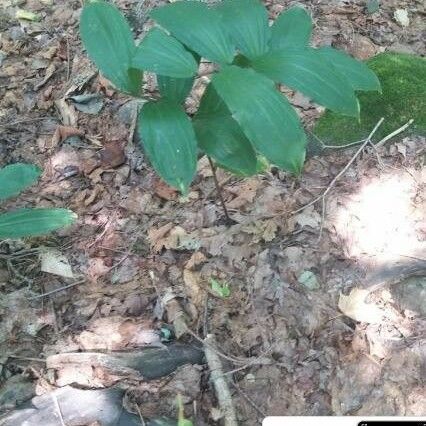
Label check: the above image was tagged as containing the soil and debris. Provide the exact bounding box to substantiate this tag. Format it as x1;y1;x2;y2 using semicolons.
0;0;425;424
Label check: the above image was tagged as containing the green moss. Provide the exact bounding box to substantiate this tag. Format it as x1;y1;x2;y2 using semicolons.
314;53;426;145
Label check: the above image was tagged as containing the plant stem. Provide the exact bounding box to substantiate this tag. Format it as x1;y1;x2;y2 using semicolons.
207;157;231;223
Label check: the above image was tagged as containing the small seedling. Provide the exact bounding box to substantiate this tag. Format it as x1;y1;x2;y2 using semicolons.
210;277;231;298
80;0;380;197
0;163;76;239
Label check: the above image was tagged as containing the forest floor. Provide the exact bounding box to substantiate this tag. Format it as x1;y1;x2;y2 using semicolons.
0;0;425;424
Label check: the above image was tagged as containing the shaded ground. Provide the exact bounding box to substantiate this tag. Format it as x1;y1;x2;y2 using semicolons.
0;0;425;424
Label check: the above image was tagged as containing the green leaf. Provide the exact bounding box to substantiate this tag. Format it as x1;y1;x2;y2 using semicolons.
132;28;198;78
0;163;41;201
150;1;234;64
252;48;360;117
194;85;257;176
0;208;76;239
209;278;231;298
270;6;312;50
216;0;270;60
212;66;306;174
157;52;199;103
80;0;142;95
317;47;381;92
366;0;380;14
157;75;195;104
138;100;197;194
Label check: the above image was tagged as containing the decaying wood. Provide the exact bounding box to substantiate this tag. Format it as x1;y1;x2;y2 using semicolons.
204;334;238;426
46;344;204;387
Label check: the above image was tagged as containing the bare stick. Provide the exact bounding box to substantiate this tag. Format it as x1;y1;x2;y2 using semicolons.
7;355;46;363
292;117;385;215
28;279;85;300
208;157;232;223
204;334;238;426
375;118;414;147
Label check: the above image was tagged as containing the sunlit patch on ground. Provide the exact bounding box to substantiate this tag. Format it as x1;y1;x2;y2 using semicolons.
332;169;425;265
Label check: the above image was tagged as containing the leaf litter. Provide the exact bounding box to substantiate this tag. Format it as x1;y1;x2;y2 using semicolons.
0;0;425;423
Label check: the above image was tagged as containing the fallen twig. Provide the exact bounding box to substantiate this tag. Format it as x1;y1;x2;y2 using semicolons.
28;279;85;300
375;118;414;147
292;117;385;215
204;334;238;426
292;117;414;217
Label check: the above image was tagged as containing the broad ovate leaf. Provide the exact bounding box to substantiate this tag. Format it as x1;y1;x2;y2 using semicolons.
252;48;360;117
0;208;76;239
80;0;142;95
132;28;198;78
216;0;270;60
150;1;234;64
157;75;195;104
317;47;381;92
194;85;257;176
270;6;312;50
138;100;197;194
0;163;41;201
212;66;306;174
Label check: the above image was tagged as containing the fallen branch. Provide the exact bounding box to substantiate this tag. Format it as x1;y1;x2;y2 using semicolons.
204;334;238;426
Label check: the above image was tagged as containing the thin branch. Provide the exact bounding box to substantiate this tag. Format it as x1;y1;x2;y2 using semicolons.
28;279;85;300
208;157;232;223
291;117;386;215
375;118;414;147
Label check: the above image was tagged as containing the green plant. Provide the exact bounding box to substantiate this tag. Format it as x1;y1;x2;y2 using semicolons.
210;277;231;298
80;0;380;194
315;52;426;145
0;163;76;239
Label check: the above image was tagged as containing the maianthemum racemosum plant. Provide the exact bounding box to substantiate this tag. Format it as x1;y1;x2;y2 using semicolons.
0;163;76;239
80;0;381;195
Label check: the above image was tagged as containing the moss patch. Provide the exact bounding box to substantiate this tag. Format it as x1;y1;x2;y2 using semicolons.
314;52;426;145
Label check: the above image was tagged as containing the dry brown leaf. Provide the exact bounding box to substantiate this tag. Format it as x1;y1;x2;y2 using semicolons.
295;205;321;229
185;252;207;269
242;219;278;243
154;179;178;200
226;178;261;209
87;257;110;282
100;141;126;169
148;223;174;253
84;184;103;207
338;288;383;324
51;125;83;148
183;269;204;307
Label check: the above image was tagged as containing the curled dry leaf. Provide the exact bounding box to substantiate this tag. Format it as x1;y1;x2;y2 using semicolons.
51;125;84;148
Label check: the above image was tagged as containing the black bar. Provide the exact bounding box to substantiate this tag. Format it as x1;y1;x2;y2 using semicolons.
358;421;426;426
